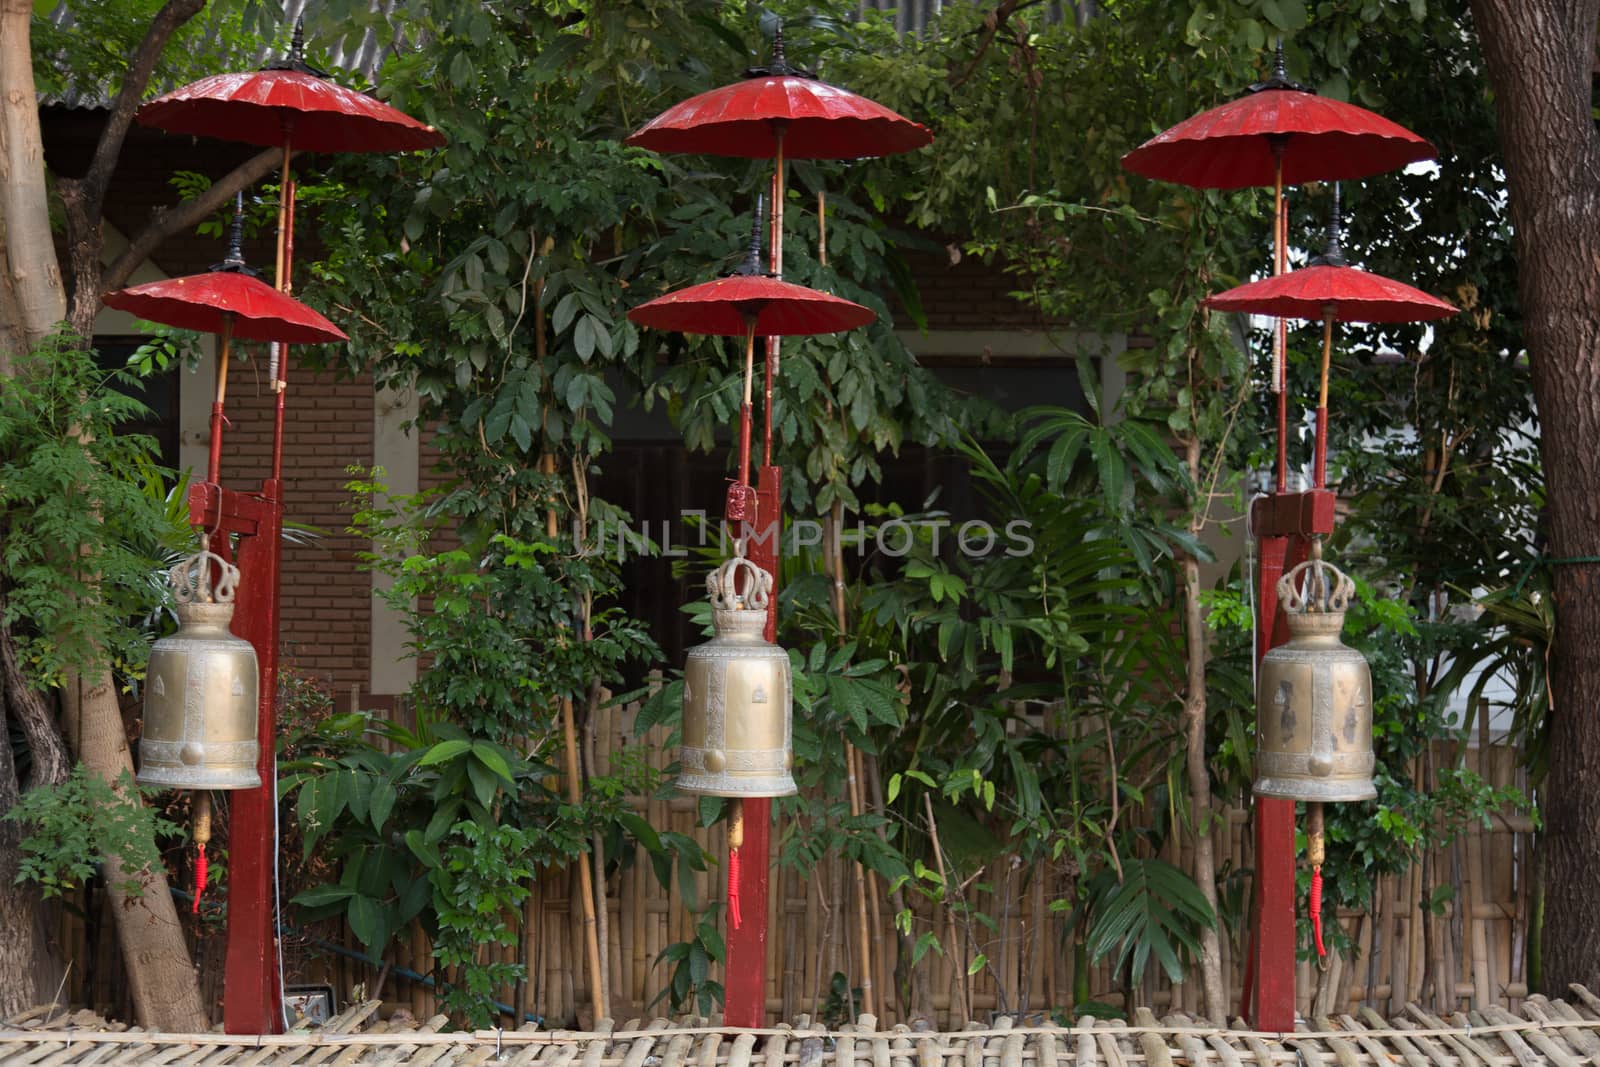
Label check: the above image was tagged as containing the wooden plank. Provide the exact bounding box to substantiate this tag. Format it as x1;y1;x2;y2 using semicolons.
1517;996;1600;1058
1568;984;1600;1018
1035;1026;1058;1067
1239;1034;1276;1067
1175;1033;1211;1067
1338;1013;1411;1067
1202;1033;1245;1067
1074;1018;1097;1067
1307;1017;1361;1067
1093;1029;1125;1067
1389;1018;1458;1067
1482;1004;1583;1067
1400;1007;1483;1067
1468;1010;1539;1067
1356;1009;1429;1067
1542;999;1600;1055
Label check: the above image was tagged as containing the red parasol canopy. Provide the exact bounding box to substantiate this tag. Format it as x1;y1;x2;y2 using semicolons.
104;272;348;344
625;33;929;159
136;25;444;153
1202;232;1457;325
1121;52;1433;189
629;273;874;335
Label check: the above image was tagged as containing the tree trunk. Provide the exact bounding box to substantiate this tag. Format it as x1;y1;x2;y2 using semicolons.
61;673;208;1031
0;0;207;1030
1181;434;1225;1023
0;689;63;1020
0;0;64;347
1470;0;1600;994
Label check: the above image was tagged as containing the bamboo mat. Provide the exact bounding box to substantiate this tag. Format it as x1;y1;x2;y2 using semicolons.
4;988;1599;1067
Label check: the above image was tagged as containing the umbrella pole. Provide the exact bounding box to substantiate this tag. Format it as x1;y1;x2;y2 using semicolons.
272;139;296;482
1314;309;1333;489
740;320;756;489
1273;154;1289;493
763;134;786;467
207;316;233;485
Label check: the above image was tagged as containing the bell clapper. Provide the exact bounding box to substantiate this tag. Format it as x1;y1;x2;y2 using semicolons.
192;792;212;915
1307;801;1328;965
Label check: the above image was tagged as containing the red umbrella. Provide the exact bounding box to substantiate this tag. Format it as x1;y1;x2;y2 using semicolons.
629;31;921;478
103;272;347;344
630;207;873;492
1202;262;1457;324
1204;204;1456;486
625;32;929;161
1122;46;1434;493
1121;72;1433;190
627;273;874;336
136;24;444;153
103;201;346;482
136;21;441;480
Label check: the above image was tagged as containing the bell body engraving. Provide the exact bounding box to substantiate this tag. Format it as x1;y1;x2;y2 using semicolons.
677;559;797;797
138;595;262;791
1254;558;1377;802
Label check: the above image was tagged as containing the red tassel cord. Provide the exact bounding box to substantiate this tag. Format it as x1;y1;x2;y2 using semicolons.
727;801;745;930
193;842;209;915
1310;865;1326;958
191;792;212;916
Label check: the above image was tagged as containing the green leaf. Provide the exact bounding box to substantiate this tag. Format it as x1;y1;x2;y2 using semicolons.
418;739;471;766
293;883;355;908
348;894;385;952
369;777;397;833
471;742;514;783
405;829;442;869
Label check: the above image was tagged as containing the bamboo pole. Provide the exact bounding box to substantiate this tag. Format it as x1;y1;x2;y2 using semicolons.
545;451;605;1026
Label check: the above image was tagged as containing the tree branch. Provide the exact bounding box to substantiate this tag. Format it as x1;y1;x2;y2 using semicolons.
79;0;207;223
103;147;284;294
947;0;1050;89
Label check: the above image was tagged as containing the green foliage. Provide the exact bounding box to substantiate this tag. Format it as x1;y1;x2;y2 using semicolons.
0;331;174;684
1083;858;1217;986
5;766;183;898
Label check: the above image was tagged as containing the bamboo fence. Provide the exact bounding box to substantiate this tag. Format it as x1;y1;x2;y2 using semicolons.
51;687;1534;1029
8;992;1600;1067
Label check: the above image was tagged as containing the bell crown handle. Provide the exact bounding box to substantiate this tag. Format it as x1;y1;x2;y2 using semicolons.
1277;555;1354;615
170;549;241;605
707;555;773;612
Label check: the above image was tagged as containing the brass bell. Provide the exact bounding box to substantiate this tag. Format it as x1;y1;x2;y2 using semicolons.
137;549;262;791
678;555;798;797
1254;551;1376;802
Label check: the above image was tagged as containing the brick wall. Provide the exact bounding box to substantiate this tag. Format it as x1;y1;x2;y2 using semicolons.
893;245;1058;332
221;365;376;694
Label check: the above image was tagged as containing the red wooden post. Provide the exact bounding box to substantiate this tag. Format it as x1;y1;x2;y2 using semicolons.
723;464;783;1027
1246;491;1336;1031
194;479;287;1035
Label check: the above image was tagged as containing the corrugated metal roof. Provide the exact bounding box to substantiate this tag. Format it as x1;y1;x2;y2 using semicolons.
856;0;1099;37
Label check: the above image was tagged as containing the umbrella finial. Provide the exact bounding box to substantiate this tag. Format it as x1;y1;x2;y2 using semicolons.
744;23;814;79
1248;38;1308;93
1309;183;1349;268
264;14;329;76
210;193;261;278
734;195;768;277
